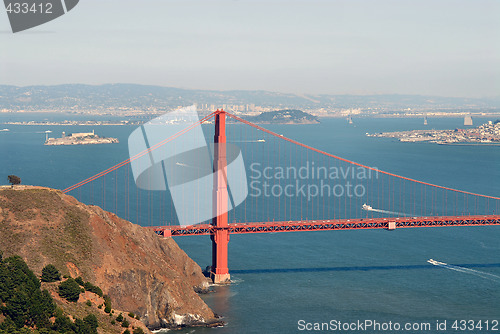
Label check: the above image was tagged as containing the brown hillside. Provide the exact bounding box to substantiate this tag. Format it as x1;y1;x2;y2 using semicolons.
0;186;221;330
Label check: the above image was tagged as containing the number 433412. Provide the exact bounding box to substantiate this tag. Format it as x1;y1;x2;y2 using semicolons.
6;2;53;14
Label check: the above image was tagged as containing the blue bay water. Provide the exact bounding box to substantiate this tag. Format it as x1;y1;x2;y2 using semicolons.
1;114;499;333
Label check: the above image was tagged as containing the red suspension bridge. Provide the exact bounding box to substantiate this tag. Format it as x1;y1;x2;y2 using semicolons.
62;109;500;283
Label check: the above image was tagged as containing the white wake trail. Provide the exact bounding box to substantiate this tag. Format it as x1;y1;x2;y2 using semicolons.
428;259;500;282
367;208;410;216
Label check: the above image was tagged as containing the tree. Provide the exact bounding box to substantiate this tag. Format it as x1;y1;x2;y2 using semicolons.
74;317;97;334
0;256;55;331
53;314;75;332
41;264;61;282
83;281;103;297
58;278;81;302
103;295;112;313
121;319;129;328
83;314;98;332
7;175;21;187
133;328;144;334
115;313;123;322
75;276;85;286
27;289;55;328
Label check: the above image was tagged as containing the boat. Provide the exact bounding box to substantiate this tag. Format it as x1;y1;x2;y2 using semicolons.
424;116;428;125
257;139;265;142
362;203;373;211
427;259;446;266
0;129;9;132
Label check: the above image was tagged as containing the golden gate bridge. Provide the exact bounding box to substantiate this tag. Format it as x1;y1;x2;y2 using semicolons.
61;109;500;283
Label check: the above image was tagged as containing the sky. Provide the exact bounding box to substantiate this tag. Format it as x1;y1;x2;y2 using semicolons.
1;0;499;97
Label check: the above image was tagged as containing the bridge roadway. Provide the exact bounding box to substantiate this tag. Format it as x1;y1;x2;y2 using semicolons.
151;214;500;237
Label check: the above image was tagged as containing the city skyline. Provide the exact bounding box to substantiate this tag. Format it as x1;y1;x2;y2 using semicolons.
1;0;499;98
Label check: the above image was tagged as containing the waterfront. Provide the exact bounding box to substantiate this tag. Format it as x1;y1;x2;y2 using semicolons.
0;114;499;333
368;120;500;145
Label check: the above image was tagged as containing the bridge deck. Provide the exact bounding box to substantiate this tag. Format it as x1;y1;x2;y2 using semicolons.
150;215;500;237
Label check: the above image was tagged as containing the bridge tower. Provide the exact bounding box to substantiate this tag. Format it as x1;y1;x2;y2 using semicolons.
210;109;231;283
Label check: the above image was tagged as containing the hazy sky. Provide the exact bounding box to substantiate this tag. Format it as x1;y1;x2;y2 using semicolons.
1;0;499;97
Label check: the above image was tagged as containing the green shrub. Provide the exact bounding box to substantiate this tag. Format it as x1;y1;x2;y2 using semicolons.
128;312;135;318
121;319;129;328
122;330;131;334
54;307;64;318
53;314;75;332
133;328;145;334
111;320;116;325
58;278;81;302
86;300;92;307
84;314;98;330
116;313;123;322
75;317;97;334
40;264;61;282
75;276;85;286
83;281;103;297
103;295;112;314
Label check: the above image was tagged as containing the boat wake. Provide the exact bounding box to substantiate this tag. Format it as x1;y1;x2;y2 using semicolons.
427;259;500;282
362;204;409;217
370;208;409;216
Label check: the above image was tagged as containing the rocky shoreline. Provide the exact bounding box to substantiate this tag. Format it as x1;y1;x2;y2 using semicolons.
367;120;500;144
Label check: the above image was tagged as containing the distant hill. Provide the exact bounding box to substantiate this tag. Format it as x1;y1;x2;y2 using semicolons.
0;186;222;331
247;109;320;124
1;84;499;113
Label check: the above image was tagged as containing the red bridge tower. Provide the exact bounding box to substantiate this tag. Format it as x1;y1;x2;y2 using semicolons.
210;109;231;283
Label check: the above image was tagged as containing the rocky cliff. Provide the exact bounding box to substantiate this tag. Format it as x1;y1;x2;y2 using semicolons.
0;186;221;330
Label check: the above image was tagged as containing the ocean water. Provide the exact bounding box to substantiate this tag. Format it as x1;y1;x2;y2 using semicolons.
1;114;499;333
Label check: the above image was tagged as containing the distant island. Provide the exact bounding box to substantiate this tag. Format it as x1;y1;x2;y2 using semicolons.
45;130;119;146
368;120;500;145
245;109;320;124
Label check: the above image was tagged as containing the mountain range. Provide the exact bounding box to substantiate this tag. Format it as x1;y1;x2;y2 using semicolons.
1;84;499;113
